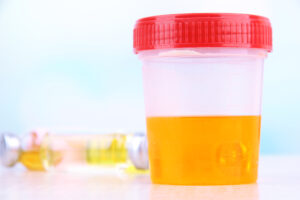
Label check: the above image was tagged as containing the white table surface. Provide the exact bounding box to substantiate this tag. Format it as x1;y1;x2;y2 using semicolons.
0;156;299;200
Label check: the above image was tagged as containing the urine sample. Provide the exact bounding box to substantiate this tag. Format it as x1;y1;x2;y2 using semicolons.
0;131;148;172
147;116;260;184
134;13;272;185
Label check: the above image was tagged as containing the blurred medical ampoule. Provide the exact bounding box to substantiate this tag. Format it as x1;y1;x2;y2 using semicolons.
0;130;148;173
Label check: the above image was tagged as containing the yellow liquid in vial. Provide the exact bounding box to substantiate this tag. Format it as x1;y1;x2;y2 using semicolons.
86;134;128;165
20;151;45;171
20;149;63;171
147;116;261;185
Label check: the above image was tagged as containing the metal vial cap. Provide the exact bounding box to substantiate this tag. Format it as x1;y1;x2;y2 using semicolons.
0;133;21;167
127;133;149;170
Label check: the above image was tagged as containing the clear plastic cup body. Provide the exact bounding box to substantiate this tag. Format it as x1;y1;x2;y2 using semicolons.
139;47;267;185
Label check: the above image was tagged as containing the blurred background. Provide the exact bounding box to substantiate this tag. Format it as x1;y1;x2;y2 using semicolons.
0;0;299;154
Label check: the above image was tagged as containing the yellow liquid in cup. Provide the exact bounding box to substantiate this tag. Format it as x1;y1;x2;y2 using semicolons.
146;116;261;185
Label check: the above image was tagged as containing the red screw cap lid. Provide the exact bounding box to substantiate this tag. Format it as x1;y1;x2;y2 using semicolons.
133;13;272;53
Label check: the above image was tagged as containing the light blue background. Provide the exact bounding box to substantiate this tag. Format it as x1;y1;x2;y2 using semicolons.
0;0;299;154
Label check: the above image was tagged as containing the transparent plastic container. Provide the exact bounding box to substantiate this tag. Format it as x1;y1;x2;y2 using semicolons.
134;13;272;185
